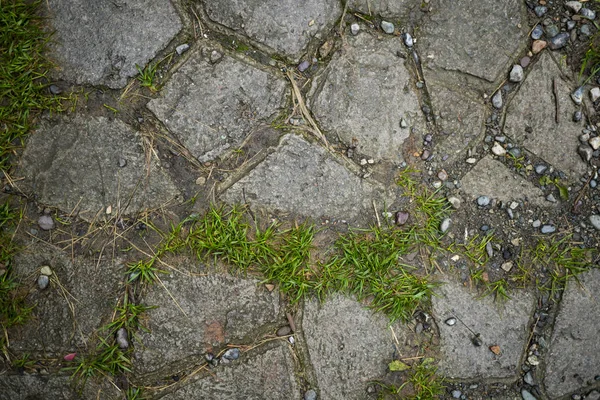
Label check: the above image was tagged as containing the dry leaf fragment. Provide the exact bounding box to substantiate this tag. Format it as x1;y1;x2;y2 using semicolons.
489;345;501;355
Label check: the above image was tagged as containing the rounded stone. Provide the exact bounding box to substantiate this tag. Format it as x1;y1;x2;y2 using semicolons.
509;64;524;82
276;326;292;336
492;91;503;109
40;266;53;276
440;218;451;233
37;275;49;290
541;225;556;234
38;215;55;231
589;215;600;230
304;389;317;400
350;23;360;36
223;348;240;360
380;20;394;34
477;196;490;206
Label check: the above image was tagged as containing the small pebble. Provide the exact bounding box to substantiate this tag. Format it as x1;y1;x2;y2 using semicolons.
589;136;600;150
40;266;52;276
580;8;596;20
566;1;582;13
448;196;461;209
591;87;600;102
531;25;543;40
402;32;413;47
118;157;127;168
522;389;537;400
437;170;448;181
49;85;62;95
510;65;524;82
350;23;360;36
210;50;223;63
277;326;292;336
571;87;584;105
541;225;556;234
524;371;534;385
37;275;49;290
477;195;490;206
466;157;477;164
532;220;542;228
534;6;547;17
381;20;395;34
549;32;570;49
492;142;506;156
535;164;547;174
223;348;240;360
573;110;583;122
421;149;430;160
486;241;493;258
532;40;547;54
545;24;560;38
175;44;190;55
38;215;55;231
395;211;409;226
578;145;593;162
440;218;451;233
589;214;600;230
492;91;503;109
520;56;531;68
116;327;129;349
304;389;317;400
445;317;457;326
298;60;310;72
567;20;577;30
546;194;557;203
452;390;462;399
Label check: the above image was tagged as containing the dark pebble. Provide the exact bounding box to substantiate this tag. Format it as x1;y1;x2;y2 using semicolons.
49;85;62;95
276;326;292;336
520;56;531;68
545;24;559;38
573;110;583;122
298;61;310;72
223;348;240;360
531;25;543;40
421;150;430;160
534;6;547;17
422;105;431;115
508;147;521;158
549;32;570;49
395;211;409;226
581;8;596;20
471;334;483;346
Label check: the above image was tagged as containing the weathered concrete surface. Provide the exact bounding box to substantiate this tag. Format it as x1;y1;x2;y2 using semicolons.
429;82;486;160
346;0;416;18
432;280;535;380
202;0;342;60
222;134;391;223
460;156;546;207
147;48;287;163
18;115;179;220
544;268;600;398
0;374;120;400
309;33;425;163
419;0;527;83
161;342;299;400
504;52;588;179
8;243;122;355
302;294;411;400
46;0;181;88
135;274;281;377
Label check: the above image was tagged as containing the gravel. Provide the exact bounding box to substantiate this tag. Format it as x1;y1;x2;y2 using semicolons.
521;389;537;400
571;87;584;105
510;65;524;82
589;215;600;230
304;389;317;400
350;23;360;36
440;218;451;233
531;25;543;40
477;195;490;206
541;225;556;234
38;215;55;231
380;21;394;34
548;32;570;50
175;44;190;55
492;91;503;109
37;275;49;290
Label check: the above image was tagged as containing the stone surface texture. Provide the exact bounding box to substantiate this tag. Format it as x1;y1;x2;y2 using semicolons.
309;33;425;163
147;48;287;163
8;243;123;355
161;343;299;399
302;294;410;400
203;0;342;60
459;156;546;207
135;273;281;377
0;375;120;400
346;0;416;18
432;280;535;379
18;115;179;220
504;52;588;179
544;268;600;398
222;134;391;223
46;0;181;88
419;0;527;83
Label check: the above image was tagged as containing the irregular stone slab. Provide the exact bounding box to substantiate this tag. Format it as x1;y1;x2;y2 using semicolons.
0;374;120;400
460;156;546;207
18;116;179;220
309;33;424;163
135;274;281;377
8;243;123;354
432;280;535;379
222;134;391;224
429;82;486;160
346;0;415;18
544;268;600;398
303;294;411;400
504;52;588;179
419;0;527;83
147;48;286;163
161;343;298;399
203;0;341;60
46;0;181;88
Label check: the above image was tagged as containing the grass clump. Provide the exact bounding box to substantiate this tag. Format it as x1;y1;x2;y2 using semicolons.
376;358;445;399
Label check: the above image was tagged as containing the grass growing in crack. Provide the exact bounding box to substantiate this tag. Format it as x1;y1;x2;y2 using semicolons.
375;358;445;399
65;337;132;383
136;63;158;91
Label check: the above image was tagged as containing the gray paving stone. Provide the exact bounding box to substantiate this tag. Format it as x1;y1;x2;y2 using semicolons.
504;52;588;179
419;0;527;83
432;280;535;380
8;243;123;355
222;134;391;224
429;82;486;161
0;374;120;400
135;273;281;377
309;33;424;163
346;0;416;18
544;268;600;398
302;294;411;400
161;342;299;400
46;0;181;88
460;156;546;207
147;48;286;163
17;115;179;220
202;0;342;60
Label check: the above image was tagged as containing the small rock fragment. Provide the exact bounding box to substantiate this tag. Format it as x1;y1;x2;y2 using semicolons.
509;65;524;82
524;371;534;385
571;86;584;105
210;50;223;63
447;196;461;209
49;85;62;95
590;136;600;150
402;32;413;47
486;241;493;258
350;23;360;36
304;389;318;400
195;176;206;185
541;225;556;234
222;348;240;361
451;390;462;399
175;44;190;55
531;25;543;40
589;214;600;230
492;91;503;109
63;353;76;362
437;170;448;181
566;1;582;13
573;110;583;122
395;211;409;226
548;32;570;50
591;87;600;102
501;261;513;272
521;389;537;400
534;6;547;17
40;266;52;276
578;145;593;161
580;8;596;20
520;56;531;68
276;326;292;336
37;275;49;290
477;195;490;206
546;194;557;203
116;327;129;349
380;21;395;34
38;215;55;231
532;40;547;54
489;345;501;355
440;218;451;233
492;142;506;156
298;60;310;72
445;317;457;326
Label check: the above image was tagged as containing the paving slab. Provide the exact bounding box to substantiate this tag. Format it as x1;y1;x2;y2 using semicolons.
346;0;416;18
428;82;486;161
160;342;299;400
460;155;546;207
544;268;600;398
17;115;179;220
46;0;181;89
418;0;527;83
202;0;342;60
432;280;535;380
8;242;123;355
147;48;287;163
504;52;588;179
0;374;120;400
135;273;281;377
309;33;425;163
302;294;411;400
222;134;391;224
